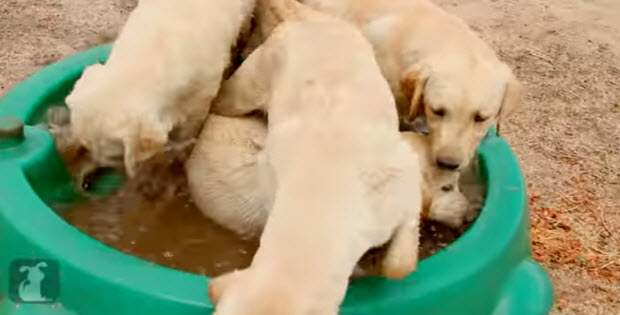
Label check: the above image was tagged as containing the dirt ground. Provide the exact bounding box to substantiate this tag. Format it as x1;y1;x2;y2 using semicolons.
0;0;618;314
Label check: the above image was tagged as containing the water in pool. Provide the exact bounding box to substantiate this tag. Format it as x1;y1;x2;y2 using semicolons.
54;151;259;277
55;161;473;277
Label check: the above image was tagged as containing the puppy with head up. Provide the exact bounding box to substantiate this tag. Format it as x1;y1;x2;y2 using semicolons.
300;0;523;171
204;0;423;313
65;0;256;177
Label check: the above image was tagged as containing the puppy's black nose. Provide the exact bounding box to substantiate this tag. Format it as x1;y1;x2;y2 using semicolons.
436;157;460;170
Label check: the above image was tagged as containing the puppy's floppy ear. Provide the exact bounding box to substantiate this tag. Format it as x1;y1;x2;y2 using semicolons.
497;73;523;135
123;121;170;177
400;65;429;120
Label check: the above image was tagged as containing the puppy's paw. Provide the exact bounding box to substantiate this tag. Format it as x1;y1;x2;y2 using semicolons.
428;190;470;228
208;270;244;305
351;265;371;279
382;249;417;279
382;232;418;279
208;277;225;305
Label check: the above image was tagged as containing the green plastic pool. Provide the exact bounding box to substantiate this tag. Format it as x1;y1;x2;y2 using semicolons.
0;45;553;315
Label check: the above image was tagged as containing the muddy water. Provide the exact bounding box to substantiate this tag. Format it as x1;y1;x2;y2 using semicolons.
58;187;258;277
52;138;474;278
54;151;258;277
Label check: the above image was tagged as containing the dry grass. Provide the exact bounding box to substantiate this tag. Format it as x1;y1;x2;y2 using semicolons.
1;0;619;314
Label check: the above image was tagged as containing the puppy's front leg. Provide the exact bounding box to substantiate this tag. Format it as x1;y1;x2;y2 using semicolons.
212;43;279;117
427;190;470;228
382;221;419;279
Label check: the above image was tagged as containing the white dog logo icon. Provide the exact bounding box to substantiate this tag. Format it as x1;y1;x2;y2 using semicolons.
18;262;50;302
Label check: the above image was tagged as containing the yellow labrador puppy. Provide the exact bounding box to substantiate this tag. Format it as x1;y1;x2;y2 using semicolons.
187;125;469;244
186;114;269;240
66;0;256;176
299;0;523;171
207;0;422;313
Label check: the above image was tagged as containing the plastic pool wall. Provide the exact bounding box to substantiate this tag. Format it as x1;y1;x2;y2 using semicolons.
0;45;554;315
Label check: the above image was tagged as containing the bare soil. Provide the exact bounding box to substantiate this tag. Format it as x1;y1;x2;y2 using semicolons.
1;0;619;313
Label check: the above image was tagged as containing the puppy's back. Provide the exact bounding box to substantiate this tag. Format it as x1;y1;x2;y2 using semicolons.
186;115;269;239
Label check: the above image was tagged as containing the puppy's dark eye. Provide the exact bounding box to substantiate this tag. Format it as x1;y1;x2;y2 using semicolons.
432;108;445;117
474;114;488;123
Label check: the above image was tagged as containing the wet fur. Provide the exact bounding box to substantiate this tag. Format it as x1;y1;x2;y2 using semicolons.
66;0;256;176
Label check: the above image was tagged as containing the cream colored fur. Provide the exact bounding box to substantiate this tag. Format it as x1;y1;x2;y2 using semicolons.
186;114;269;240
299;0;523;171
206;1;422;314
400;132;471;228
66;0;256;176
187;126;469;245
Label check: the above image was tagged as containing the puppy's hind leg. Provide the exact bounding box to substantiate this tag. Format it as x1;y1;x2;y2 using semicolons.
211;43;280;117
